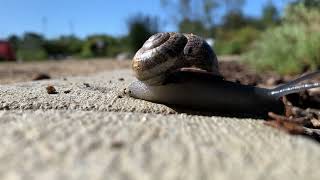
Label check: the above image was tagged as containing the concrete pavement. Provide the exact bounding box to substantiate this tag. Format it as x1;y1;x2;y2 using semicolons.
0;69;319;180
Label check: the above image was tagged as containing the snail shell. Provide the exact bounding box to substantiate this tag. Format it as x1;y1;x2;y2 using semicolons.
132;32;220;85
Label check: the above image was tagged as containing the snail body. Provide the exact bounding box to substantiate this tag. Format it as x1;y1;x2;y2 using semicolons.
129;71;283;117
129;32;320;118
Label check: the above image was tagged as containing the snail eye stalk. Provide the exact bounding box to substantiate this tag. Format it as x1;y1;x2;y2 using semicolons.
270;71;320;98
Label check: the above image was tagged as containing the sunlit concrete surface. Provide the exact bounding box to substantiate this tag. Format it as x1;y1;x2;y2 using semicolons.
0;69;319;180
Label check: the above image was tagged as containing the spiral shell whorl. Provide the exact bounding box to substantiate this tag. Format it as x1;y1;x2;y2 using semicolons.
132;32;219;85
183;33;219;74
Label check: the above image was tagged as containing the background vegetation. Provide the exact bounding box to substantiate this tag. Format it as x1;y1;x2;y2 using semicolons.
3;0;320;75
245;2;320;75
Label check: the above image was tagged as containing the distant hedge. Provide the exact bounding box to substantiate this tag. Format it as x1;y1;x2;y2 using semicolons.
244;4;320;75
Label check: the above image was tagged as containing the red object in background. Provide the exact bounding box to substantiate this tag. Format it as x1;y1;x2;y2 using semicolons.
0;41;16;61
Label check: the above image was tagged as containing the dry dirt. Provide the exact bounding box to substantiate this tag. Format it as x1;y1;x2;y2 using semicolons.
0;58;131;84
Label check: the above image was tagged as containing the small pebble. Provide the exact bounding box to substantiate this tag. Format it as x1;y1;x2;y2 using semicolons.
46;85;58;94
118;78;124;81
110;140;125;149
64;90;71;94
83;83;90;87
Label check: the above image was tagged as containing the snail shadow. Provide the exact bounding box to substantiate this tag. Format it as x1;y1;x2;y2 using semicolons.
167;105;269;120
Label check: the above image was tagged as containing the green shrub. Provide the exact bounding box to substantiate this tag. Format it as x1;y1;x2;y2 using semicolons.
14;32;48;61
243;4;320;75
43;36;83;58
80;34;124;58
17;48;48;61
80;42;95;58
214;26;261;55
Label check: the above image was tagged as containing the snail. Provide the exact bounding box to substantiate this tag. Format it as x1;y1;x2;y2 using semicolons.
128;32;320;118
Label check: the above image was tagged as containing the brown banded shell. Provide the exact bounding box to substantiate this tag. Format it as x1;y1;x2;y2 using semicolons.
132;32;220;85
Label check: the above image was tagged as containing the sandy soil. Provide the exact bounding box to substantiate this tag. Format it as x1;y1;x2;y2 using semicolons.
0;58;131;84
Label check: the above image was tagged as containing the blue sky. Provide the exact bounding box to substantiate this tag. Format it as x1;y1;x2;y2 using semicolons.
0;0;288;39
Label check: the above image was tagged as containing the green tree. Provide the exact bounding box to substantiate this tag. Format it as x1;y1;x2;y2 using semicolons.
221;10;247;30
21;32;45;49
81;34;124;58
44;35;83;58
224;0;245;12
7;35;20;52
127;14;159;52
290;0;320;9
161;0;245;37
261;1;280;26
161;0;244;25
18;32;47;61
58;35;83;54
178;19;209;37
